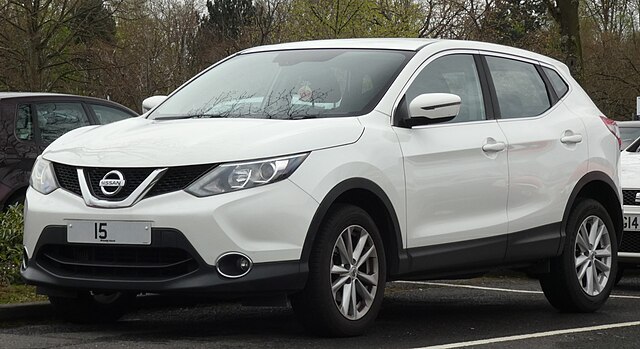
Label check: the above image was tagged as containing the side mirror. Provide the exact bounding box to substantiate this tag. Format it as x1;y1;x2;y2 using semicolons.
141;95;168;113
407;93;461;127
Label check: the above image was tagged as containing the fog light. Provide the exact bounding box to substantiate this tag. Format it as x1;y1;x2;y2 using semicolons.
238;257;251;272
216;252;253;278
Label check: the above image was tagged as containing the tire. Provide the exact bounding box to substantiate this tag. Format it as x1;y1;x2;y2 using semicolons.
49;291;135;323
291;204;386;337
540;198;618;312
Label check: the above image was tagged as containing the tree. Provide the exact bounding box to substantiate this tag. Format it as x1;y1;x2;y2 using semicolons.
0;0;119;91
286;0;423;40
480;0;547;46
544;0;583;80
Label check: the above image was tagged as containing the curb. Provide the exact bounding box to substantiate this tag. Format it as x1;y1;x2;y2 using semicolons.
0;302;52;322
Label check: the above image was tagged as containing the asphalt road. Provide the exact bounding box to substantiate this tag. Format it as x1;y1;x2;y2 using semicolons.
3;271;640;348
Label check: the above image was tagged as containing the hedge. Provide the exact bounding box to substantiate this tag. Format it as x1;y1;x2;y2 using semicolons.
0;205;24;285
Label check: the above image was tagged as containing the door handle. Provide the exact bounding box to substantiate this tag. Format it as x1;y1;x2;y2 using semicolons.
561;134;583;144
482;142;506;153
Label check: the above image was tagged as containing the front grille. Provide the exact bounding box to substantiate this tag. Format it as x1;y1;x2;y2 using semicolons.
36;244;199;280
52;163;214;201
623;190;640;206
85;167;154;201
620;232;640;253
147;164;213;197
53;163;81;195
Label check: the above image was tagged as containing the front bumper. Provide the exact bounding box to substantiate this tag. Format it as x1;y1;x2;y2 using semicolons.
22;179;318;294
22;227;307;294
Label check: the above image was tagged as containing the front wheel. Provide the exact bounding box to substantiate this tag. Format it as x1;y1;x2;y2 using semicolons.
49;291;135;323
540;198;617;312
291;204;386;337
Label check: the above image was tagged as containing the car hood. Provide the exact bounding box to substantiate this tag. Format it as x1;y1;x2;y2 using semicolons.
43;117;364;167
621;151;640;189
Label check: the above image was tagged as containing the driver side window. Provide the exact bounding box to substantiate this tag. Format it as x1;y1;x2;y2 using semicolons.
35;102;90;145
406;54;486;123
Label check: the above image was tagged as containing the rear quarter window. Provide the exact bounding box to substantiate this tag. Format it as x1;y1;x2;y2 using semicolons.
543;67;569;98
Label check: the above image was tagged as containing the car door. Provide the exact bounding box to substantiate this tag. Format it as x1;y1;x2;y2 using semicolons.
0;101;41;206
392;52;509;271
481;54;588;261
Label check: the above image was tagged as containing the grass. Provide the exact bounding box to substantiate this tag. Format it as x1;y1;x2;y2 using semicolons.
0;284;47;304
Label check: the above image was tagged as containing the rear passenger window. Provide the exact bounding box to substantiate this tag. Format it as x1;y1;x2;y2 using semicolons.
35;102;90;144
486;56;551;119
15;104;34;141
543;67;569;98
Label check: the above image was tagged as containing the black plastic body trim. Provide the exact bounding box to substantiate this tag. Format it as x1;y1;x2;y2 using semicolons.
536;65;559;105
473;54;496;119
477;55;502;119
22;226;307;295
505;222;562;262
560;171;623;253
396;223;562;280
300;178;405;275
420;101;460;110
398;234;507;279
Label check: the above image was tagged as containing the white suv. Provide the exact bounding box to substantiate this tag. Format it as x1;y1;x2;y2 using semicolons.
22;39;622;336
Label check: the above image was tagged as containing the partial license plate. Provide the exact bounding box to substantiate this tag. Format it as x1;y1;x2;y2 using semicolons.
624;214;640;231
66;220;152;245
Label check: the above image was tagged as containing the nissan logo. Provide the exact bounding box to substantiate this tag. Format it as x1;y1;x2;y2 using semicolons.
99;170;126;196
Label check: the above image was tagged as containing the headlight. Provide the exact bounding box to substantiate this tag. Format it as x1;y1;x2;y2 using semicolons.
185;153;308;197
30;157;58;195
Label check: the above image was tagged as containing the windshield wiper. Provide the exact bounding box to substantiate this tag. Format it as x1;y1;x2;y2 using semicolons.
289;115;318;120
154;114;228;120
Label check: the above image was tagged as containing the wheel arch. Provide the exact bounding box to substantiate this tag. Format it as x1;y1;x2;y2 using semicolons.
300;178;405;277
3;185;27;210
560;171;622;253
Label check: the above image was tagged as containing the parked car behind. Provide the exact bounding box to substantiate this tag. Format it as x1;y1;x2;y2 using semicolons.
0;93;137;208
22;39;622;337
618;136;640;281
618;121;640;150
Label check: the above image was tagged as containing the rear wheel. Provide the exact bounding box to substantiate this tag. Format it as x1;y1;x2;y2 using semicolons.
540;198;617;312
291;204;386;337
49;291;135;323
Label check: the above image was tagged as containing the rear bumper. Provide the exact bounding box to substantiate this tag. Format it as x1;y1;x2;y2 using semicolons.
21;226;307;295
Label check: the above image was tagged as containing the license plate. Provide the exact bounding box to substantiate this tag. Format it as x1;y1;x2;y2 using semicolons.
66;220;152;245
624;215;640;231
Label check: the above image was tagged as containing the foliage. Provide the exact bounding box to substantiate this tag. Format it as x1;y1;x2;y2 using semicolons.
203;0;255;41
0;0;639;118
0;0;119;91
478;0;548;46
285;0;423;40
0;205;24;286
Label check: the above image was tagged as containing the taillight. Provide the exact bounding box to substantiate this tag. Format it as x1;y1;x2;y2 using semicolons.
600;116;621;149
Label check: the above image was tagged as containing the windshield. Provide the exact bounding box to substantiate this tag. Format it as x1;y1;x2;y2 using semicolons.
150;49;413;120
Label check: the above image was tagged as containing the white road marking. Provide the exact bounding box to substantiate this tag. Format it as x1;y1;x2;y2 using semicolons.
411;321;640;349
396;280;640;299
397;281;542;294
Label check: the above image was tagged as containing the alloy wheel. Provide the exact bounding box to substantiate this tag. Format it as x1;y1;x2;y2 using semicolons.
330;225;379;320
574;215;613;296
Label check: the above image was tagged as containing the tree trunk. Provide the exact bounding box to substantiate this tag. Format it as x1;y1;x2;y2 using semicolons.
546;0;583;82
